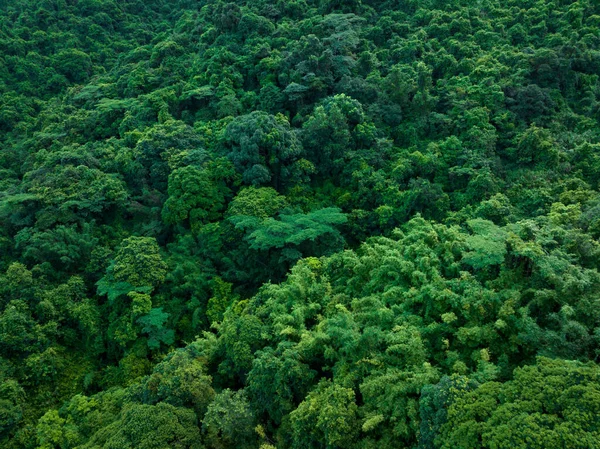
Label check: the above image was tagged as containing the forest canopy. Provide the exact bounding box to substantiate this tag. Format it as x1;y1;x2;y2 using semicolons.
1;0;600;448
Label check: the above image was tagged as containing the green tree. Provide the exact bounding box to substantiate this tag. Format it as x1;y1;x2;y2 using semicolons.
83;403;203;449
289;381;359;449
225;187;288;219
0;377;24;441
137;308;175;350
232;207;347;253
513;125;560;166
136;347;215;417
247;343;317;425
15;223;97;272
223;111;304;190
462;219;508;271
439;358;600;449
202;389;257;449
230;207;347;277
111;236;167;288
162;159;234;232
302;94;368;178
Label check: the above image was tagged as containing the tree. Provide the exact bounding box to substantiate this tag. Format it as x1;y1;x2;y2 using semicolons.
513;125;560;166
302;94;368;178
400;179;450;221
130;120;206;192
162;159;234;232
206;277;237;326
23;164;128;225
202;389;257;449
97;237;168;350
247;343;317;425
84;403;203;449
232;207;347;253
0;300;41;357
137;308;175;350
111;236;167;288
289;381;359;449
137;346;215;417
225;187;288;219
439;358;600;449
52;49;92;83
0;377;24;441
418;375;477;449
36;409;66;449
506;84;556;122
15;223;97;272
230;207;347;276
462;219;508;271
222;111;304;190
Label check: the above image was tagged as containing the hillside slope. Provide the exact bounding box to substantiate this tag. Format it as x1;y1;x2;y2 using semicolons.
1;1;600;448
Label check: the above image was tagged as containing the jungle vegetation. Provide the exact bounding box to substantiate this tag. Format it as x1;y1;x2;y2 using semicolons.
1;0;600;448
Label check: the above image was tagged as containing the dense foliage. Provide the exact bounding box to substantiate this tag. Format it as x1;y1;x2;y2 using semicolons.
1;0;600;447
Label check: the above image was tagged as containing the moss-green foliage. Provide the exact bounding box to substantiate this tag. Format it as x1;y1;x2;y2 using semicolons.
439;358;600;449
1;0;600;448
